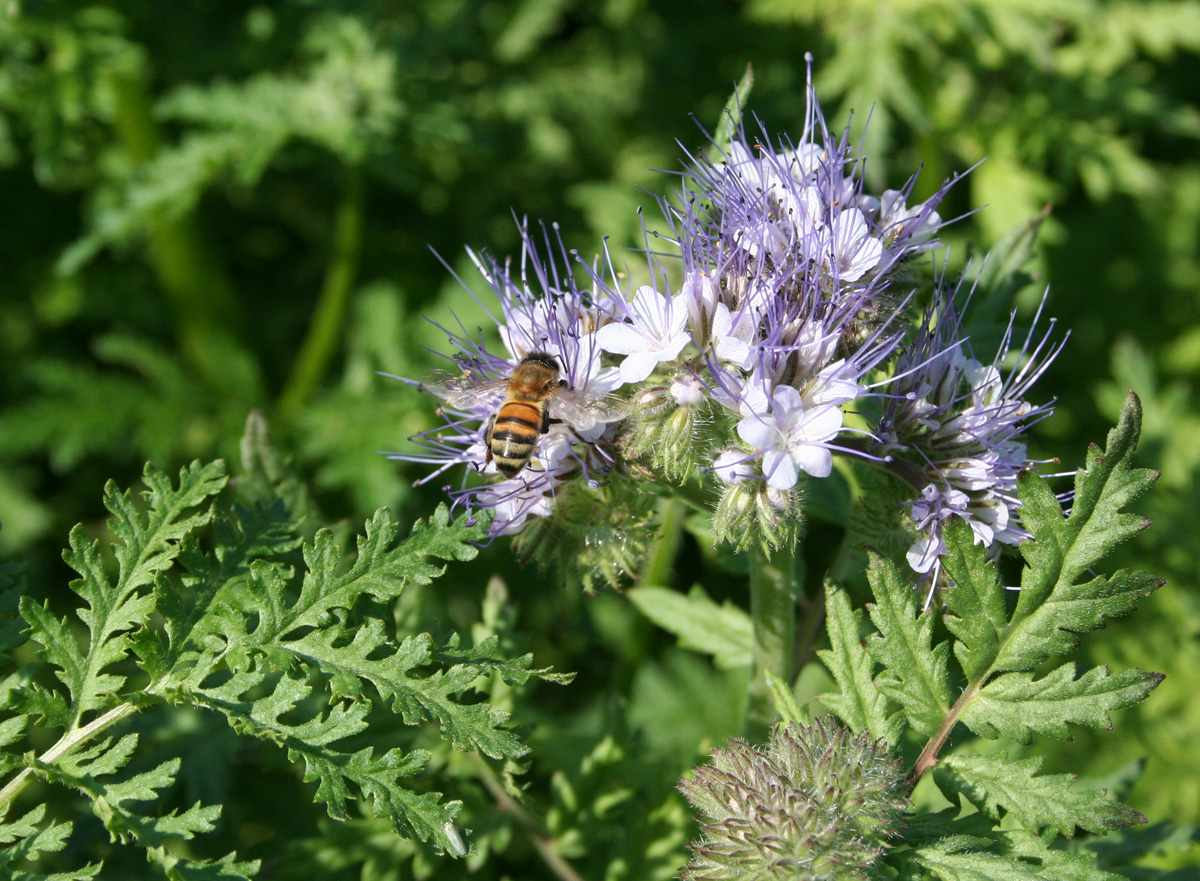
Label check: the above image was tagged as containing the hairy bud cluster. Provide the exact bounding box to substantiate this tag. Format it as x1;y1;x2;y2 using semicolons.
678;719;907;881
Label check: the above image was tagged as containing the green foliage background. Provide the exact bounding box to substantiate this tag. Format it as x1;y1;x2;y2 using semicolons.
0;1;1197;877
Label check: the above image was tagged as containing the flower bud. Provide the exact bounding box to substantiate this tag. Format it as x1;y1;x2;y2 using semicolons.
679;720;908;881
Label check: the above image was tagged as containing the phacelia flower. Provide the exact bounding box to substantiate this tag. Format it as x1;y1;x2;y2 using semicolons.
395;55;1064;592
391;222;626;536
876;269;1066;601
596;283;692;384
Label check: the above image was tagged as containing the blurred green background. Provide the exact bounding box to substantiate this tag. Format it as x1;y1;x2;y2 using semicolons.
1;0;1198;876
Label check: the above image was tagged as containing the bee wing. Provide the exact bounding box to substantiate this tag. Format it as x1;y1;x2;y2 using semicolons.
549;389;626;431
422;374;508;411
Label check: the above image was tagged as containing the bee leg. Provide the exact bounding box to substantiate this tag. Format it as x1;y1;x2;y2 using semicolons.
542;411;561;432
484;415;496;468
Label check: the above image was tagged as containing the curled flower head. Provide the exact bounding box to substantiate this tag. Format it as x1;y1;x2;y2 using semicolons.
679;719;908;881
877;269;1066;599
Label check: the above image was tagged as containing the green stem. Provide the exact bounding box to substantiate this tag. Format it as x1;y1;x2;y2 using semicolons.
468;753;587;881
0;702;140;819
109;72;248;396
278;162;365;418
745;545;799;740
641;497;685;586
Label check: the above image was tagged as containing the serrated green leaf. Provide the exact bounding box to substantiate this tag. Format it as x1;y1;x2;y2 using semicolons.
144;497;301;677
936;753;1145;838
144;847;260;881
15;599;87;723
57;733;139;780
31;748;253;878
765;671;809;725
22;461;228;726
435;635;574;687
961;663;1163;741
1003;829;1128;881
994;565;1162;672
189;666;464;854
285;622;526;760
998;393;1159;671
864;553;952;737
941;516;1008;682
817;583;901;744
0;805;100;879
627;585;752;669
909;841;1047;881
247;506;485;640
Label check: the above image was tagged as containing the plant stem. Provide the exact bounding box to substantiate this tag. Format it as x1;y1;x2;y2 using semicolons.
910;681;980;786
108;71;250;397
834;437;928;491
642;497;685;586
790;579;825;685
0;702;139;819
745;545;799;740
468;753;587;881
278;162;365;418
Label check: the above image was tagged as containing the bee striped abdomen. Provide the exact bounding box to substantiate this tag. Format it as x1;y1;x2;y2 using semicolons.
488;400;547;476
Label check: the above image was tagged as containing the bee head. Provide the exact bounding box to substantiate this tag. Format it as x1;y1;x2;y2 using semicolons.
521;351;560;372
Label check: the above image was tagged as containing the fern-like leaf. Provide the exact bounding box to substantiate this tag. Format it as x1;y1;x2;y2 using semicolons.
0;806;99;879
21;462;227;726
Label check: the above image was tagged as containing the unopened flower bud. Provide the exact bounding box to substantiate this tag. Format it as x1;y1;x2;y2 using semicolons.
679;719;907;881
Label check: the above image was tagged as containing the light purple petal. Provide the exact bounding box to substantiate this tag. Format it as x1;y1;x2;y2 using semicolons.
763;447;800;490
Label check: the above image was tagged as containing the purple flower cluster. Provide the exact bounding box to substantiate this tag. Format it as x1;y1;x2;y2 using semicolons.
397;225;626;535
395;67;1064;590
877;275;1065;597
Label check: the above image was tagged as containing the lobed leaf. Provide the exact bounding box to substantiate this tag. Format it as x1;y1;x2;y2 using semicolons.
248;505;486;641
939;394;1160;686
188;666;464;854
285;622;527;760
941;516;1008;682
961;663;1163;742
905;839;1047;881
864;553;952;737
818;582;902;745
22;462;228;726
1002;393;1159;671
0;806;99;880
935;752;1145;838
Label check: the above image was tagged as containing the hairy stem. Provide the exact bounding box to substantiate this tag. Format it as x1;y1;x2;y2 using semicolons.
278;161;365;418
910;681;981;785
790;579;825;686
745;546;798;740
834;437;928;491
642;497;685;587
469;753;587;881
0;702;139;819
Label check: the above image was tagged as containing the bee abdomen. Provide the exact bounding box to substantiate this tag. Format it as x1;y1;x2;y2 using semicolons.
489;402;545;477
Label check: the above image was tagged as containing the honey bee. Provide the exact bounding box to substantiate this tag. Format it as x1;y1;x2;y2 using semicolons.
426;352;621;478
